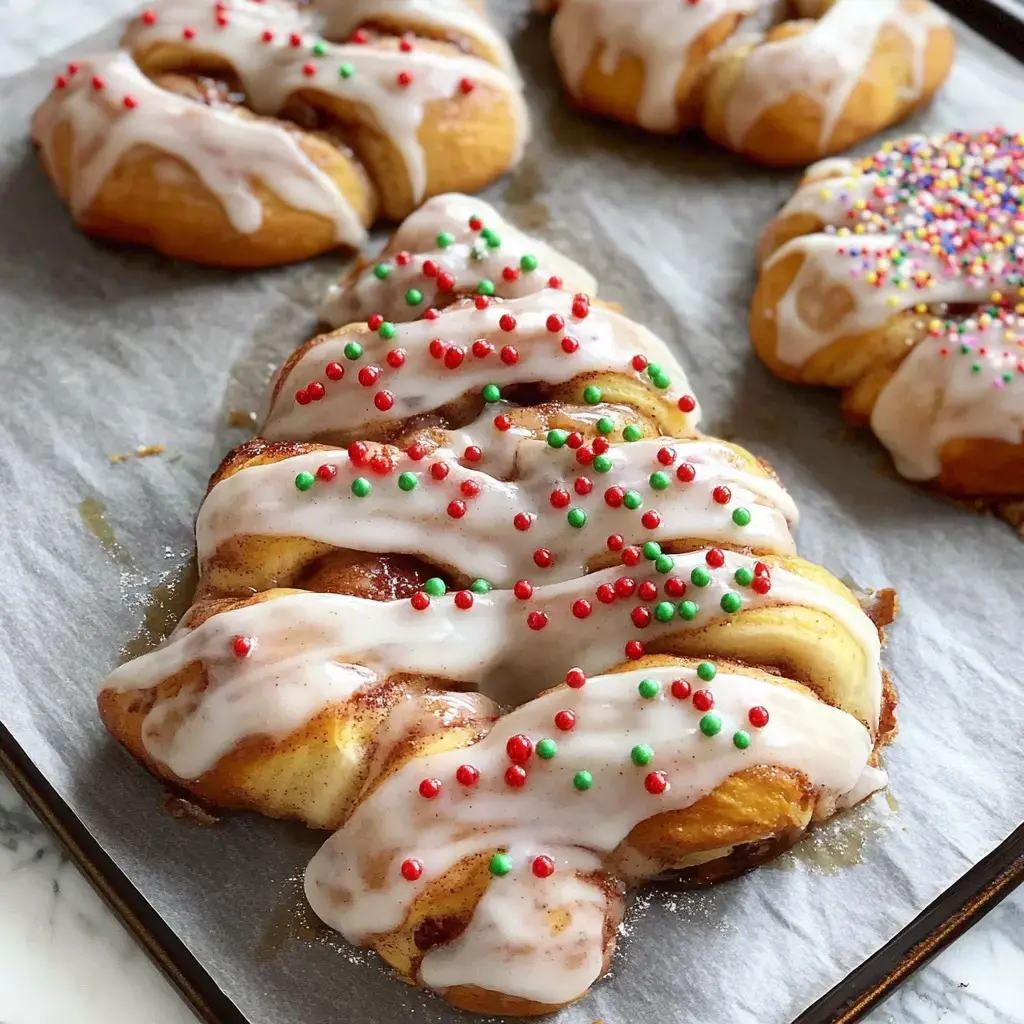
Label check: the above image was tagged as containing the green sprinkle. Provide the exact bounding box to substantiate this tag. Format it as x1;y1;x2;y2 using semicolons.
678;600;698;621
547;428;568;448
596;417;615;435
623;424;643;442
482;230;501;248
623;490;643;511
470;578;491;594
700;712;723;737
631;744;654;766
731;507;752;527
654;601;675;623
567;507;587;529
734;567;754;587
489;852;512;877
344;341;363;360
312;41;326;56
971;362;982;374
477;279;496;296
654;555;674;574
351;476;371;498
583;385;602;405
373;263;390;280
424;578;447;598
482;383;502;403
638;678;660;700
573;770;593;791
593;454;612;473
536;738;557;759
696;661;716;682
690;567;711;587
378;322;397;341
398;471;418;492
437;232;455;248
651;372;671;390
520;253;538;272
733;730;751;750
294;471;315;491
720;591;742;614
338;62;354;79
646;363;662;380
404;287;423;306
649;471;670;490
642;541;662;560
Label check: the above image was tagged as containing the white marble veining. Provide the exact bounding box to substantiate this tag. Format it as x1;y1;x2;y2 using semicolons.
2;1;1023;1022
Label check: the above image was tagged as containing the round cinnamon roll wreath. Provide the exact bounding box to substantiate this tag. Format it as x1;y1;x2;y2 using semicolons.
31;0;527;267
98;201;897;1014
751;129;1024;503
540;0;955;166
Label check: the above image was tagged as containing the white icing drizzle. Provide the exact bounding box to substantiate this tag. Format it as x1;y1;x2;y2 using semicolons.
264;289;700;441
721;0;948;151
124;0;528;205
101;547;882;779
550;0;763;132
31;52;365;241
871;331;1024;481
304;662;879;1005
320;193;597;327
314;0;519;76
196;436;799;585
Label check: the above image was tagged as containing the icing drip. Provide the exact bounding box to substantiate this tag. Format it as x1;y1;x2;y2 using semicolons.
32;52;365;241
196;436;800;585
320;193;597;326
125;0;528;205
304;662;879;1004
550;0;763;132
722;0;949;151
102;547;882;778
263;289;700;441
314;0;519;77
871;329;1024;480
766;130;1024;367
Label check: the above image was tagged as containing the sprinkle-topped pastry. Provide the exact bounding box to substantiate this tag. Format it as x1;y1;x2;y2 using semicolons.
541;0;954;166
265;289;700;443
752;129;1024;499
320;193;597;326
32;0;528;266
96;195;897;1014
304;658;883;1009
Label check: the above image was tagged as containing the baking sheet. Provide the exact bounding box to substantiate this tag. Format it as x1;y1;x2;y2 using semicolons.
1;5;1023;1023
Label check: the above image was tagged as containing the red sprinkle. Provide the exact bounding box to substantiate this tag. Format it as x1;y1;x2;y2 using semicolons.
418;778;441;799
712;485;732;505
607;533;624;551
671;679;692;700
456;764;480;786
505;764;528;788
374;390;395;412
632;354;649;372
437;271;455;291
678;395;697;413
514;580;534;601
645;771;669;795
705;548;725;568
407;442;427;461
401;858;423;881
550;489;571;509
625;639;645;660
500;345;519;365
447;499;467;519
574;477;593;496
302;62;316;77
592;437;610;455
182;26;195;39
123;95;137;110
507;734;533;763
358;366;380;387
368;313;385;331
399;34;414;52
369;452;393;475
494;414;512;431
565;668;587;688
565;432;584;450
141;9;157;24
471;339;493;358
444;346;465;370
571;294;590;319
232;635;253;658
397;71;413;88
316;463;337;482
454;590;473;610
527;611;548;631
533;548;553;568
430;461;450;481
532;855;555;878
748;706;770;728
631;606;652;628
395;251;412;266
693;689;715;712
641;510;661;530
474;295;489;310
464;446;483;464
422;260;439;278
325;361;344;381
91;75;104;90
676;462;696;483
638;581;658;602
386;348;406;369
752;575;772;595
615;576;636;598
348;441;370;467
561;335;579;353
502;266;519;282
513;512;532;531
546;314;565;333
596;582;616;604
664;577;686;598
621;546;642;567
428;338;446;360
575;446;594;466
306;381;325;401
572;599;592;619
289;31;302;46
410;591;430;611
458;77;475;94
499;314;517;332
460;479;481;498
554;710;576;731
548;276;563;289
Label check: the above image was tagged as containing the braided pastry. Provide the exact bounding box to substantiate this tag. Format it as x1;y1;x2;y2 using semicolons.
98;201;896;1013
542;0;954;166
31;0;526;267
751;129;1024;499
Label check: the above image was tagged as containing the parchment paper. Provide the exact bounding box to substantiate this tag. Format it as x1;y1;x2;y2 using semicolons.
1;6;1022;1023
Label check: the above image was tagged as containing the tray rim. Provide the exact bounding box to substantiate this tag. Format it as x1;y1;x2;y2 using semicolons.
5;0;1024;1020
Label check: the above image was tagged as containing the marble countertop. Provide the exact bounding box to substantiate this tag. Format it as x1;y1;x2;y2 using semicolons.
2;2;1022;1022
